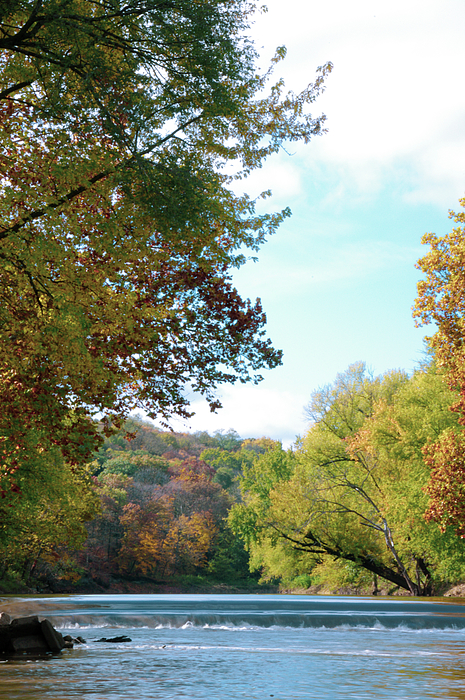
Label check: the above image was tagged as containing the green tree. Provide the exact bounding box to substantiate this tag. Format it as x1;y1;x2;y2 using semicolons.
0;437;98;587
250;364;410;590
228;443;297;580
0;0;332;502
347;365;465;592
231;364;465;595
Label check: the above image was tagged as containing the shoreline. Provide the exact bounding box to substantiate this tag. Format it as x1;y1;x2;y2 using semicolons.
2;581;465;606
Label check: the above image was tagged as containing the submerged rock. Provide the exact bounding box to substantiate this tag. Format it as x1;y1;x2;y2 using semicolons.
64;634;87;646
94;635;132;643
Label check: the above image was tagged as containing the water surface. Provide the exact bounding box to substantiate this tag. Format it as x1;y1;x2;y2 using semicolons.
1;593;465;699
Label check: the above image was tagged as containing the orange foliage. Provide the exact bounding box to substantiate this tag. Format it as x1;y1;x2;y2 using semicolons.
422;430;465;536
414;199;465;534
119;497;217;577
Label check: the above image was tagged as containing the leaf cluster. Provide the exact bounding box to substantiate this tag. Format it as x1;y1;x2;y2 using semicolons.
232;363;465;594
0;0;331;500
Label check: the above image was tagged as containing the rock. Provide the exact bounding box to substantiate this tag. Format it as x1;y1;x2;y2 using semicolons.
0;627;11;654
63;634;87;647
94;635;132;643
443;583;465;597
40;619;65;653
10;615;41;636
11;634;50;653
0;614;66;656
0;613;10;626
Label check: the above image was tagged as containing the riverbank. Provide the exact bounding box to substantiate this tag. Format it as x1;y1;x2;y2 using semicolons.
2;576;465;597
0;576;279;597
282;582;465;597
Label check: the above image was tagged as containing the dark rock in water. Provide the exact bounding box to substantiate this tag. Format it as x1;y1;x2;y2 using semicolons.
10;615;41;636
0;614;66;656
40;619;65;653
94;635;132;643
63;634;87;648
0;613;10;626
11;634;50;653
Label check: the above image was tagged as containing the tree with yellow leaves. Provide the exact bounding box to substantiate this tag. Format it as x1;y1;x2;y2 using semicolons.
0;1;331;506
414;198;465;535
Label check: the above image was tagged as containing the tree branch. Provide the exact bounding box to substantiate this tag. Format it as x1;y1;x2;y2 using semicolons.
0;111;205;241
0;81;34;100
0;168;113;241
274;524;413;591
0;0;45;49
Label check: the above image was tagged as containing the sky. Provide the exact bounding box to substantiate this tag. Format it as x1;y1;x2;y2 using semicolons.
154;0;465;446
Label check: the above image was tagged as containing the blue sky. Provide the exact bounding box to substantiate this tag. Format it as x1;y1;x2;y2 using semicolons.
158;0;465;445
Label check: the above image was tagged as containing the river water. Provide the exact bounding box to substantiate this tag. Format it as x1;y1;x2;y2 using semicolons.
1;593;465;699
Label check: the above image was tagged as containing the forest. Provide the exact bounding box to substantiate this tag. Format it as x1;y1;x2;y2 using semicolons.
2;0;465;596
4;352;465;596
0;419;278;592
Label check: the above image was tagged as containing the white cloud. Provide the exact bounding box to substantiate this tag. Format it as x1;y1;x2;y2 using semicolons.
237;160;304;203
151;384;310;448
247;0;465;206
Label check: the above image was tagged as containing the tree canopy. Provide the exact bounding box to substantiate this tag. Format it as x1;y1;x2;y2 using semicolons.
0;418;264;591
230;363;465;595
0;0;331;499
414;198;465;535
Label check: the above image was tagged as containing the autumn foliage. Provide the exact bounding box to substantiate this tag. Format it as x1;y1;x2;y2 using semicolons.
414;199;465;535
422;431;465;536
0;422;266;590
0;0;331;507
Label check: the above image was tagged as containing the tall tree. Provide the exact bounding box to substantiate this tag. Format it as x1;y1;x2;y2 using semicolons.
0;0;332;498
346;365;465;593
231;364;465;595
264;364;421;594
0;433;99;585
414;198;465;535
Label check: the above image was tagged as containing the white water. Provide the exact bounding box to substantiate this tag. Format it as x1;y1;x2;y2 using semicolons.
1;594;465;699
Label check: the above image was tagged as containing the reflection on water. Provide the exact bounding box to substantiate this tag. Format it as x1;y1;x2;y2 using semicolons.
1;594;465;700
414;642;465;700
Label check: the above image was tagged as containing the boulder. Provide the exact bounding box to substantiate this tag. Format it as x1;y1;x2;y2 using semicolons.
0;613;10;626
0;626;10;654
64;634;87;646
0;614;67;656
11;634;50;654
10;615;42;637
40;619;65;653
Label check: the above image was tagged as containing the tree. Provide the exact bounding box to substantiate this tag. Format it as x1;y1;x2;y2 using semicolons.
231;364;465;595
228;443;297;580
118;468;231;578
0;1;332;500
200;439;266;491
264;364;423;594
82;428;235;581
414;198;465;535
346;365;465;592
0;434;99;586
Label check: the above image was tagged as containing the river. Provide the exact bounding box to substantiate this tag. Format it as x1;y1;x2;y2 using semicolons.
1;593;465;699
